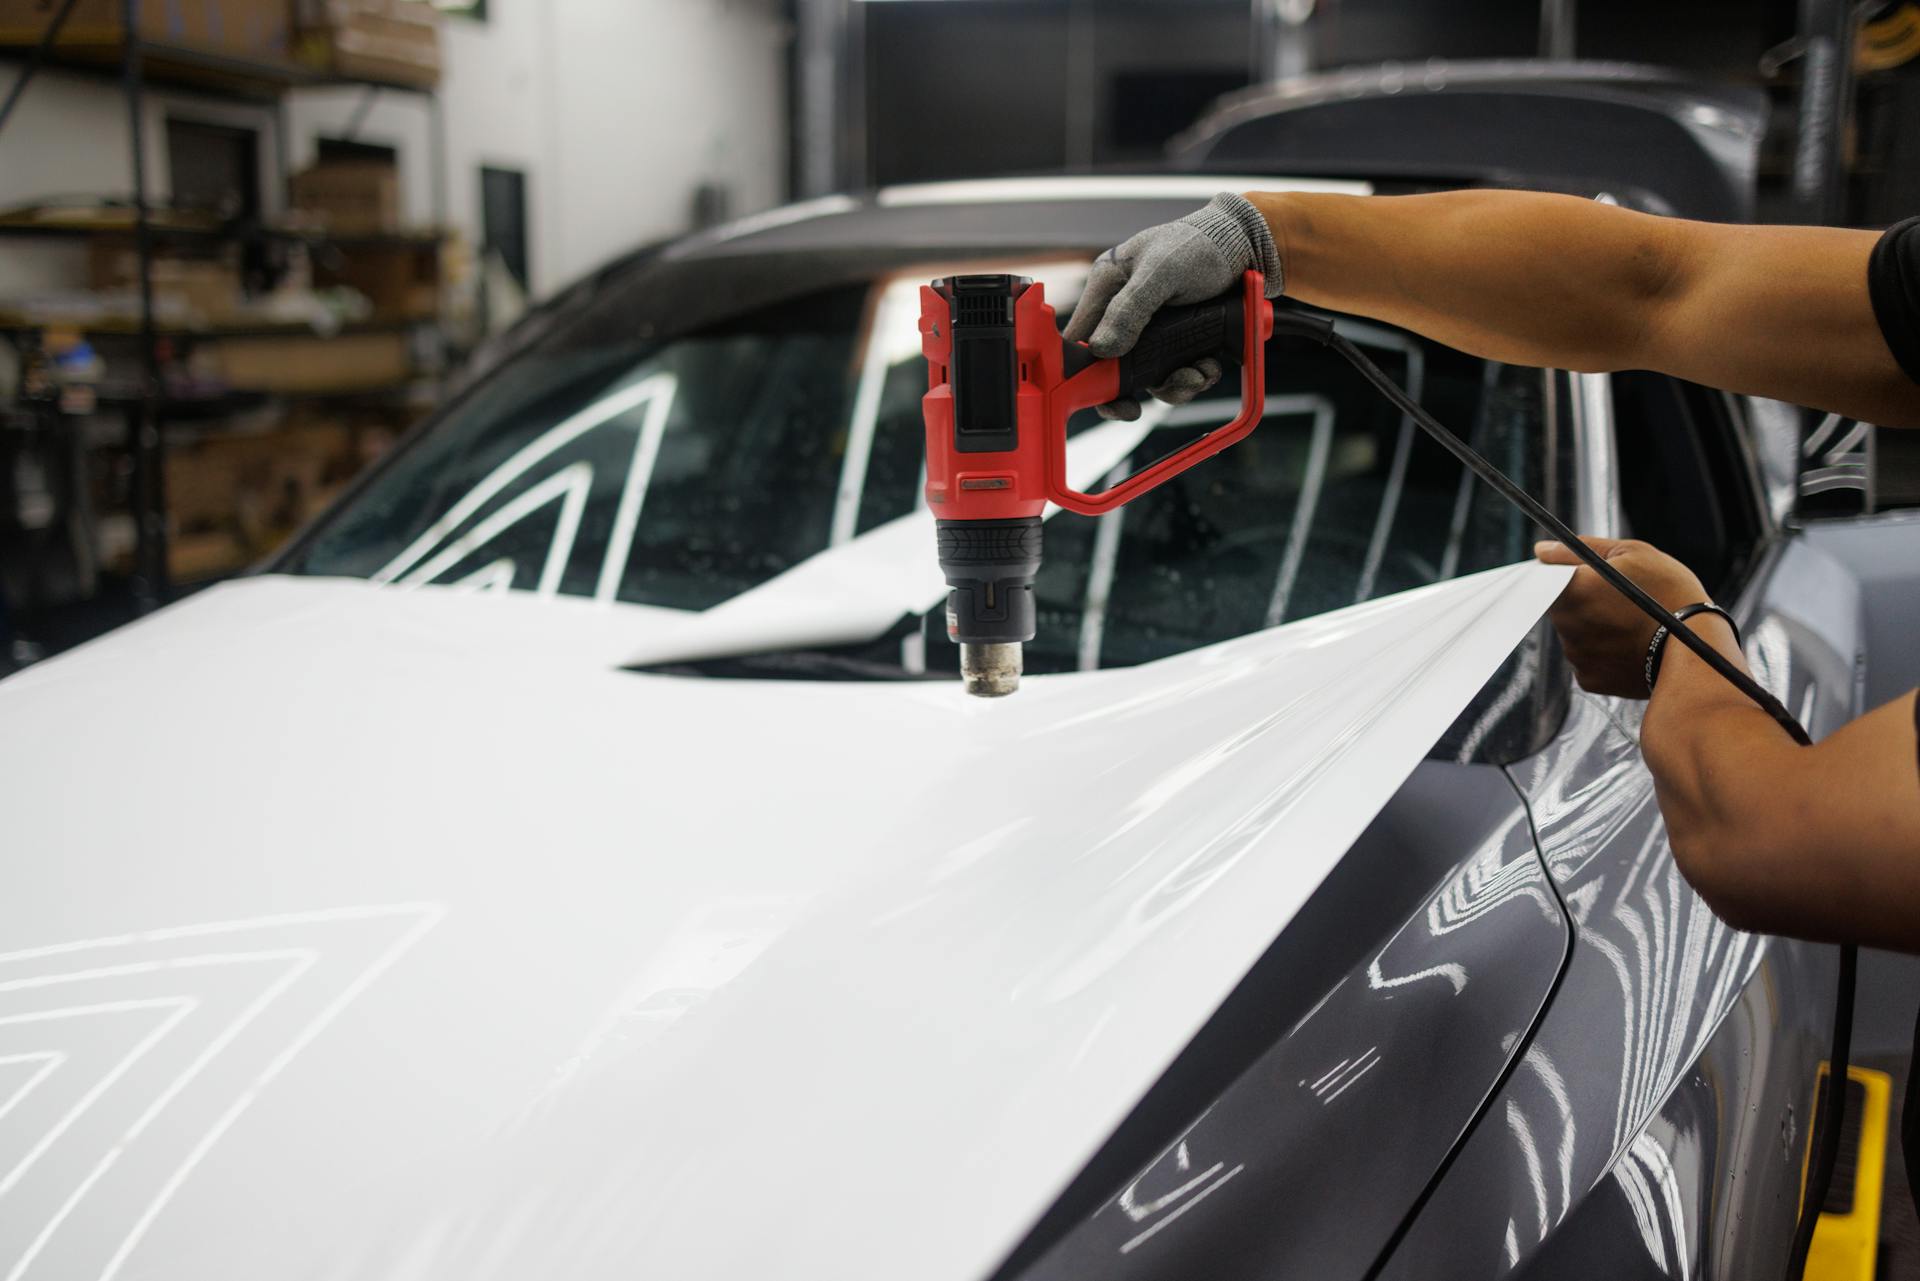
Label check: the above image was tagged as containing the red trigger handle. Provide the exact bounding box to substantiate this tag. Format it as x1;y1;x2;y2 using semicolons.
1047;270;1274;517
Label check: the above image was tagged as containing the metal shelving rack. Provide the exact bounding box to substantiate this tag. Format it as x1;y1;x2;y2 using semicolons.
0;0;447;611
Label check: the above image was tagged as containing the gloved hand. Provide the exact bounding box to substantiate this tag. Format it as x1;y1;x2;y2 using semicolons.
1064;192;1285;420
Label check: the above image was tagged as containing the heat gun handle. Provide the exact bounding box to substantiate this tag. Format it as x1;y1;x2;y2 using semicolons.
1114;298;1246;402
1058;293;1253;399
1050;271;1280;516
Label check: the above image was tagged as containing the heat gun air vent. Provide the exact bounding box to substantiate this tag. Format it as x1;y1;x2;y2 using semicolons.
954;292;1013;328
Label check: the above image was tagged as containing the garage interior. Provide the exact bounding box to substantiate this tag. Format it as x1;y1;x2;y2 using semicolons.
2;2;1919;1279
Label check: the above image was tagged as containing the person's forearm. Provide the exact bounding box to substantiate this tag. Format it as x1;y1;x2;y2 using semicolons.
1637;624;1815;934
1528;531;1920;948
1244;189;1916;426
1247;190;1678;372
1640;634;1920;949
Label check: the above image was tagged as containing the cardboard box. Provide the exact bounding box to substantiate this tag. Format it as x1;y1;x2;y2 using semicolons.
289;163;399;234
168;530;250;582
317;241;439;319
201;0;289;59
89;243;245;325
292;0;437;87
164;442;246;533
165;419;362;578
0;0;289;61
0;0;182;48
202;330;411;392
293;0;437;33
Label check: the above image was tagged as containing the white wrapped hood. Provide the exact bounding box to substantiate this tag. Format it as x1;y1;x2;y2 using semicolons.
0;563;1567;1281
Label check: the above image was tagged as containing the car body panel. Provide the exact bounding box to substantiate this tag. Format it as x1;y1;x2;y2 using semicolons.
1006;762;1570;1281
0;562;1563;1281
1792;510;1920;708
1378;532;1857;1279
1505;930;1837;1281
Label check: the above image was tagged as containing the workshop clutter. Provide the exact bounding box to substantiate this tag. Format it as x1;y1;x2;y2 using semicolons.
196;330;414;392
87;244;246;327
0;0;459;623
164;418;395;580
292;0;441;88
0;0;520;675
289;161;401;234
317;242;441;319
72;231;444;340
0;0;443;88
0;0;290;61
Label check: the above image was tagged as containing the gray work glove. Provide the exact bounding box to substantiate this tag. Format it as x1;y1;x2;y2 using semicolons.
1064;192;1285;420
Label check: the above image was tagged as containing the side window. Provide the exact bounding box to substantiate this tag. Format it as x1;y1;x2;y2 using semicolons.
1608;372;1767;600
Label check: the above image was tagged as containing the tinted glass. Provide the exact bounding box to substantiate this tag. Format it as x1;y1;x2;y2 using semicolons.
286;258;1562;675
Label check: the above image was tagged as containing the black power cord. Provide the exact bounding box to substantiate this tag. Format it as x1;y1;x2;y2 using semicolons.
1313;326;1852;1281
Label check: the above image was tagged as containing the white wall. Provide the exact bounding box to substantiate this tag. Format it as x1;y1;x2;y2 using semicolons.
0;0;790;301
542;0;789;285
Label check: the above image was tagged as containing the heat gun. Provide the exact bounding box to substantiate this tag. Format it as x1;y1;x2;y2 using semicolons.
919;269;1329;696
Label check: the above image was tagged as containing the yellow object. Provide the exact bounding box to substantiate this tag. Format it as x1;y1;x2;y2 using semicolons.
1802;1064;1893;1281
1858;3;1920;71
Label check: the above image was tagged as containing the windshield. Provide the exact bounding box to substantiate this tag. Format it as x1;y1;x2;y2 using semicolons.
284;254;1566;677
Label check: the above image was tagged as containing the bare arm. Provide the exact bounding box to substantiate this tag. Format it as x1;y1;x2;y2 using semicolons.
1536;536;1920;951
1248;189;1920;428
1643;647;1920;952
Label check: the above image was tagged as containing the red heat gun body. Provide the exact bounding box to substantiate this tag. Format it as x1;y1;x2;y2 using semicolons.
919;269;1327;696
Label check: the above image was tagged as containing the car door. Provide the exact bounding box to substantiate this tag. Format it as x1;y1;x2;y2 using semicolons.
1376;376;1849;1280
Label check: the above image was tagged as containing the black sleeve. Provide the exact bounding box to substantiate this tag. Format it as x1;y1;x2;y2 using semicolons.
1870;216;1920;387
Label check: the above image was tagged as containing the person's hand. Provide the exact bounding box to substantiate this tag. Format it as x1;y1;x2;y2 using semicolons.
1534;536;1713;698
1064;192;1284;420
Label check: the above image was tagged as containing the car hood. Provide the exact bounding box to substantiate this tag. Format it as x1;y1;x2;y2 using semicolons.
0;563;1566;1281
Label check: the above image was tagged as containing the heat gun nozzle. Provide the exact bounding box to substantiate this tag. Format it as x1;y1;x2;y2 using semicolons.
960;643;1023;698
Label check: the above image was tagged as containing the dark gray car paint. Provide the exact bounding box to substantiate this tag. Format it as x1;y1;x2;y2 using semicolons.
1507;932;1839;1280
1797;511;1920;707
1369;535;1862;1279
1003;759;1571;1281
1380;696;1831;1278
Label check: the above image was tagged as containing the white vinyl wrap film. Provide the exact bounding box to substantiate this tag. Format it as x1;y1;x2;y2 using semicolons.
0;561;1569;1281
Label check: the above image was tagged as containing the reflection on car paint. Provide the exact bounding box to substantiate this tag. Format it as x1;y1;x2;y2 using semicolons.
1508;938;1836;1280
1307;1046;1383;1101
0;904;444;1281
1112;1123;1248;1256
1016;765;1568;1281
540;897;793;1097
1382;606;1831;1279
